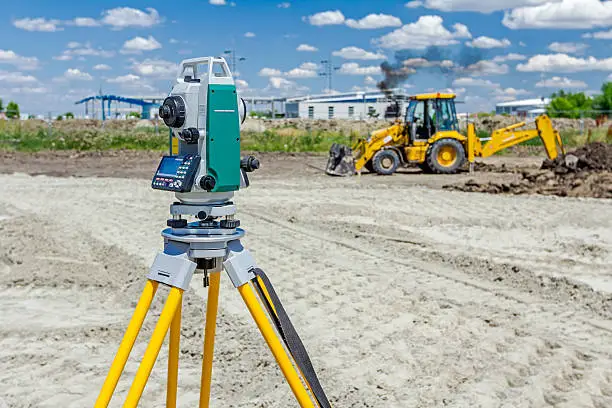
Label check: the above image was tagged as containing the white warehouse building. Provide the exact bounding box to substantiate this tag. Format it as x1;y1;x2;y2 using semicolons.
285;90;409;120
495;98;551;118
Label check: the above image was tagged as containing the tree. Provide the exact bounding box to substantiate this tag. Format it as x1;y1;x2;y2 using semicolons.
5;101;19;119
127;111;141;119
593;82;612;113
547;91;593;119
56;115;63;121
64;112;74;119
0;98;3;112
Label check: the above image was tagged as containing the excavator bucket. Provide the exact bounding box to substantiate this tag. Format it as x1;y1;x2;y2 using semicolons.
325;143;356;176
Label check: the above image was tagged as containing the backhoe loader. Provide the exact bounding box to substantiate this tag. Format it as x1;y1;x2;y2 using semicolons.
326;93;565;176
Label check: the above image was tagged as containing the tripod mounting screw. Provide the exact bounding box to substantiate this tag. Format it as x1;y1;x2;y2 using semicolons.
240;156;260;172
167;218;188;228
200;176;216;191
220;219;241;229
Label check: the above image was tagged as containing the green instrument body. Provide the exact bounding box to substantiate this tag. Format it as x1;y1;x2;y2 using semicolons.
206;84;241;193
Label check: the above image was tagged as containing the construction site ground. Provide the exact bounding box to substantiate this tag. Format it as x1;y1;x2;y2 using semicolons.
1;150;611;407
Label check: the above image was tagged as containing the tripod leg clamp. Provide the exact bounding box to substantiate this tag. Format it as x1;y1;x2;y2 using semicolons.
148;252;197;290
224;240;257;288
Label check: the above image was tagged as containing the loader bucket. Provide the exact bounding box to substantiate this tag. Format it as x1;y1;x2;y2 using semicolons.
325;143;356;176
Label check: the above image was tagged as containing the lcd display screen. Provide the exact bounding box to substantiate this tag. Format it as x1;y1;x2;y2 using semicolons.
157;157;183;177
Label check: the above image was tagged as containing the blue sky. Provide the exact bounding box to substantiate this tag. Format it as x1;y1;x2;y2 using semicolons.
1;0;611;115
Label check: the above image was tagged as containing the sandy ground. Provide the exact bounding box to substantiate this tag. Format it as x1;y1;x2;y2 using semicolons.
1;152;611;407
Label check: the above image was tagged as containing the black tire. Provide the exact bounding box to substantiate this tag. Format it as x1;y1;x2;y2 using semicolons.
426;138;466;174
418;162;432;173
364;160;375;173
372;150;400;175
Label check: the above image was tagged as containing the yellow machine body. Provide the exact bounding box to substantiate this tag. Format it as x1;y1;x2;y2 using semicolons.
330;93;565;176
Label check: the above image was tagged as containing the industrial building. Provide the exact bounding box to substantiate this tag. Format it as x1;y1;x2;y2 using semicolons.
495;98;550;118
285;90;409;120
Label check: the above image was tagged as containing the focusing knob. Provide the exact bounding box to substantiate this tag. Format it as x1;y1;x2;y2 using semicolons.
180;127;199;144
159;96;186;128
240;156;260;172
200;176;216;191
167;218;187;228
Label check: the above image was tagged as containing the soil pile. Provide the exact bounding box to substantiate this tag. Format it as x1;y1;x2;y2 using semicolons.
446;143;612;198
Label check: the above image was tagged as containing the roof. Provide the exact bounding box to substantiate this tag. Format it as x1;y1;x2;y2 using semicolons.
496;98;551;108
286;89;409;104
411;93;456;100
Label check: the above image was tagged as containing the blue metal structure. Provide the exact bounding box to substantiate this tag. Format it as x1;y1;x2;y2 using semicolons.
75;94;164;120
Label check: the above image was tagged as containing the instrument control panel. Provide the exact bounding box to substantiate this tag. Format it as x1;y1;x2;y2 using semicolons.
152;155;200;192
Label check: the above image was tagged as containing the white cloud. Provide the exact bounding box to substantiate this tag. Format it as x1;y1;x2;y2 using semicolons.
466;60;509;76
332;46;385;60
299;62;318;70
63;68;93;81
0;50;39;70
72;17;100;27
0;70;38;84
453;77;500;88
210;0;227;4
548;42;588;53
405;1;424;8
10;86;48;94
492;53;527;62
107;74;141;84
306;10;345;26
297;44;318;52
59;43;115;59
345;14;402;29
93;64;112;71
235;79;249;89
503;0;612;29
132;59;177;78
583;29;612;39
13;17;62;32
277;2;291;8
493;87;530;96
121;36;162;54
466;36;511;49
338;62;381;75
415;0;561;14
535;76;588;88
517;53;612;72
266;77;309;94
244;32;256;38
101;7;161;29
376;15;471;50
364;75;378;85
259;67;283;76
285;68;317;78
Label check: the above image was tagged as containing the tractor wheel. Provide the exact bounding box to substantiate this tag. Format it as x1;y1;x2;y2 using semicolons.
364;160;375;173
372;150;400;175
426;138;466;174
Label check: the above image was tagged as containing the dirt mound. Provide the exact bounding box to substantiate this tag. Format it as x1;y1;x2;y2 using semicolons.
542;142;612;173
446;143;612;198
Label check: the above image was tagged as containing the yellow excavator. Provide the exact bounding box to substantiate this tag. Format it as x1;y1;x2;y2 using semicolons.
326;93;565;176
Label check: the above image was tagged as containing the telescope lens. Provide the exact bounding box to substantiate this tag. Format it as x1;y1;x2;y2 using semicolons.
160;96;186;128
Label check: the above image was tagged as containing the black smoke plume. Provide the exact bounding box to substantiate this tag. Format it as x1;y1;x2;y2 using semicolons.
377;46;486;96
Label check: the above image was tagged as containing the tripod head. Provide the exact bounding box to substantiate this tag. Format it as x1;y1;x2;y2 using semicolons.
154;56;258;206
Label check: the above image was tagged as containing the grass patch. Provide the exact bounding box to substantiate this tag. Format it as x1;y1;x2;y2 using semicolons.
240;130;355;152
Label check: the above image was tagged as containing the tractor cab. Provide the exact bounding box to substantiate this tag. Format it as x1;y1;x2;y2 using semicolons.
405;93;459;141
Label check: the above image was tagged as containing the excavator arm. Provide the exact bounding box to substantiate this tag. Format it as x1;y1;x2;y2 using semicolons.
468;114;565;160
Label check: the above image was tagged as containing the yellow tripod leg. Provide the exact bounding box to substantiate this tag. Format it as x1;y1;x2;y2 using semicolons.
199;272;221;408
166;292;182;408
238;283;315;408
124;287;184;408
95;280;159;408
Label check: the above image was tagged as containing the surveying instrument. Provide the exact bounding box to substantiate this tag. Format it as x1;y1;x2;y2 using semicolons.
95;57;331;408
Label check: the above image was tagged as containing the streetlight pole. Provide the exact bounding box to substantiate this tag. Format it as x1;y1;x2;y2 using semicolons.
319;57;339;93
224;49;246;76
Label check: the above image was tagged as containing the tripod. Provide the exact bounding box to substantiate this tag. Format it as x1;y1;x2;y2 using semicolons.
94;207;331;408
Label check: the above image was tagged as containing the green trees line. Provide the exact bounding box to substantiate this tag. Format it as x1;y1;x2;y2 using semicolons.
548;82;612;119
